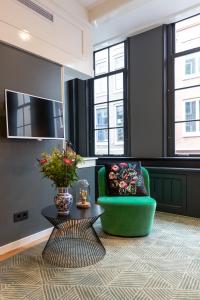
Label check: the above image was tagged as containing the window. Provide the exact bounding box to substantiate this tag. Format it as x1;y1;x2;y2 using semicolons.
96;129;108;142
96;108;107;129
185;58;196;75
185;100;196;132
116;105;123;126
116;105;123;142
95;107;108;142
171;14;200;155
93;42;126;155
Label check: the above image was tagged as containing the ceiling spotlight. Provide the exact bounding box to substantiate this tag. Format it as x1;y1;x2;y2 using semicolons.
93;20;98;27
18;29;31;41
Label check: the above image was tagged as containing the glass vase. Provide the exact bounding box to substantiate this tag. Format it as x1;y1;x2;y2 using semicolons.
76;179;91;208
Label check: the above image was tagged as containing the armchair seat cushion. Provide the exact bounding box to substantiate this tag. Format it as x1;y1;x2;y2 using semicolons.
97;195;156;237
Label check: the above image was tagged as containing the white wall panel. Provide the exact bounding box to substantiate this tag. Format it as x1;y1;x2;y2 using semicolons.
0;0;93;76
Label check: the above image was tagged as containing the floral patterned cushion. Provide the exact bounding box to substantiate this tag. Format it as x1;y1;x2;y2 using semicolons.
106;162;147;196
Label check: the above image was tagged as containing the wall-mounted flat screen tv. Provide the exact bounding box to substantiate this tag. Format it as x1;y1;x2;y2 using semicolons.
5;90;64;140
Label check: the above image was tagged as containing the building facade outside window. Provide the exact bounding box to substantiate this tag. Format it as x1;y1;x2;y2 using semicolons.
93;42;126;155
172;14;200;155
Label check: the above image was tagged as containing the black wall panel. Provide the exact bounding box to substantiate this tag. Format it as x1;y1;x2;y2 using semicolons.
67;79;89;156
128;26;167;157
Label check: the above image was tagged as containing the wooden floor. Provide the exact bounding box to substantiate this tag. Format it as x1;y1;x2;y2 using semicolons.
0;236;48;262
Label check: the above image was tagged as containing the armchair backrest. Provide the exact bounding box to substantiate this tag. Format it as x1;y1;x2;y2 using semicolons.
98;166;150;197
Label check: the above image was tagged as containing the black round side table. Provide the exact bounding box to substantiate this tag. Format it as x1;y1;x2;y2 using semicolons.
41;204;106;268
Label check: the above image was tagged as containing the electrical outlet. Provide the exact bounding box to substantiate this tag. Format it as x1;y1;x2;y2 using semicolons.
13;210;28;222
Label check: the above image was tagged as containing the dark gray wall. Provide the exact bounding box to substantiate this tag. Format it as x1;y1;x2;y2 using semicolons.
128;26;167;157
0;42;62;246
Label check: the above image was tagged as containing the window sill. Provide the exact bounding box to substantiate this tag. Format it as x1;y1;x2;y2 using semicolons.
96;156;200;160
96;156;200;169
182;133;200;137
78;157;97;168
182;74;200;80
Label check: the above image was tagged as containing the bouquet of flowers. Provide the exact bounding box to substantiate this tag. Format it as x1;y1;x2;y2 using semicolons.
38;148;83;188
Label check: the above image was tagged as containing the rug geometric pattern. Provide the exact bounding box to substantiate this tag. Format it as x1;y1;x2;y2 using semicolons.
0;212;200;300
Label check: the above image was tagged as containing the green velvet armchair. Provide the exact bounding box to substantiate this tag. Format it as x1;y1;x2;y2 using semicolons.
97;166;156;237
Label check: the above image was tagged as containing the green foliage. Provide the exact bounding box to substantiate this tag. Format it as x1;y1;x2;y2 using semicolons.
38;148;83;188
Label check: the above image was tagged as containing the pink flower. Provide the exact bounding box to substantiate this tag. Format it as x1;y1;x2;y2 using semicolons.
124;173;129;180
119;162;128;168
63;158;73;165
130;176;138;185
39;159;47;165
119;181;127;188
112;164;119;171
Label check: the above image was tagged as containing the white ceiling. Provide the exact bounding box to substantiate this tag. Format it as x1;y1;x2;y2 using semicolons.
82;0;200;48
78;0;105;9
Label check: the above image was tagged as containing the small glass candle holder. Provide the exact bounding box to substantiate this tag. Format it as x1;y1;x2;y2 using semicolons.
76;179;91;208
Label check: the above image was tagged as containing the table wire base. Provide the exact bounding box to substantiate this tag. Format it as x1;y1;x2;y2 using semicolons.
42;216;106;268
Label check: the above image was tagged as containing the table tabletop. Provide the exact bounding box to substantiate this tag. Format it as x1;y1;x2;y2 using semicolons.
42;203;104;220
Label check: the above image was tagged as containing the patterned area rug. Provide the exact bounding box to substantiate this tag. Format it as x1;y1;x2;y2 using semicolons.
1;212;200;300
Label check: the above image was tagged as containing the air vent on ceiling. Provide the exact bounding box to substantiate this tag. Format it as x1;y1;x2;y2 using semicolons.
17;0;54;22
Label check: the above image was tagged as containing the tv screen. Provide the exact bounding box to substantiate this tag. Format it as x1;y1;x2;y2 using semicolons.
5;90;64;139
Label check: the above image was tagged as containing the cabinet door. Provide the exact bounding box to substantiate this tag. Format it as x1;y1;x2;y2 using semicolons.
149;172;186;214
187;174;200;217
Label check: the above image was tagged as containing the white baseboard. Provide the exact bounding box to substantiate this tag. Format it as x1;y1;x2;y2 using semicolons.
0;227;53;255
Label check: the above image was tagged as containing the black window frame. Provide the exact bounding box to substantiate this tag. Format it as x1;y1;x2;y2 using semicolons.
168;14;200;157
90;41;128;157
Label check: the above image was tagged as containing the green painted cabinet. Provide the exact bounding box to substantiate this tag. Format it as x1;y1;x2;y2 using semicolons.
148;170;187;214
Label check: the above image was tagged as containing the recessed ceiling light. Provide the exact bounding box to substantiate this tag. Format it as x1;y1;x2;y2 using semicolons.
92;20;98;27
18;30;31;41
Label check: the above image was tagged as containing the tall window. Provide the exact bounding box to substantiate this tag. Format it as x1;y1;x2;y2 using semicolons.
172;14;200;155
93;42;126;155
